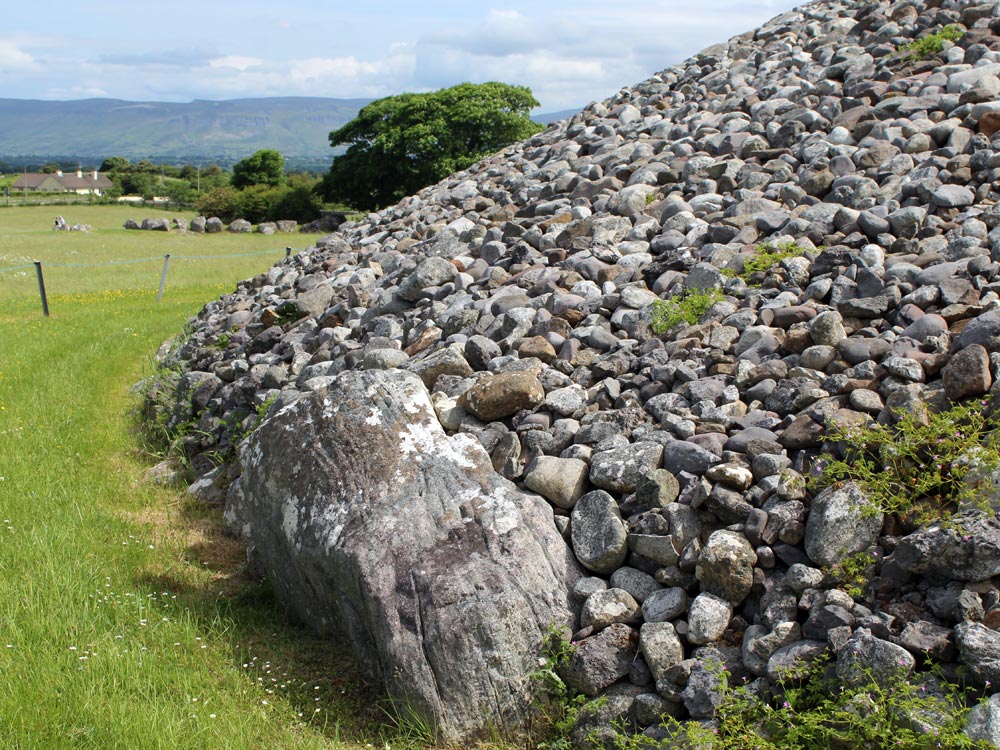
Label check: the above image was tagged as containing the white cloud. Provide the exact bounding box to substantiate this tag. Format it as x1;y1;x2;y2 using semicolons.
208;55;263;71
0;40;38;71
0;1;805;108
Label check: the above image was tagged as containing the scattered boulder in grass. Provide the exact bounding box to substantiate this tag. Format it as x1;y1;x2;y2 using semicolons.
276;219;298;233
257;222;277;235
204;217;223;233
228;369;581;744
123;218;140;230
228;218;252;233
190;216;206;232
141;217;170;231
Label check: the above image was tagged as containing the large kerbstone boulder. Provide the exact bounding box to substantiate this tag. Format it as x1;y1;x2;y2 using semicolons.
226;369;581;743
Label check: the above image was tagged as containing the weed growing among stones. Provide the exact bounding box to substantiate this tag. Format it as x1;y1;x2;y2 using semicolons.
650;289;725;334
816;398;1000;526
613;657;987;750
532;626;589;750
900;24;964;61
823;550;878;600
740;240;810;280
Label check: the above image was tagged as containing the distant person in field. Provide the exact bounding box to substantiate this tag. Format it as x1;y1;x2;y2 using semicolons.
53;216;66;230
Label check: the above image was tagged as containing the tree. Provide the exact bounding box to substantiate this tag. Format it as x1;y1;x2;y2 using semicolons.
99;156;130;173
195;186;243;222
231;149;285;190
321;81;543;211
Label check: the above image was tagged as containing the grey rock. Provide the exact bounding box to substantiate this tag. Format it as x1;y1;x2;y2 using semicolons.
410;345;474;389
956;310;1000;350
804;482;883;568
766;640;827;682
634;469;680;510
661;439;720;475
523;456;590;509
590;441;664;493
609;567;661;604
894;512;1000;582
229;369;580;743
932;184;975;208
836;631;915;688
641;587;688;623
686;593;732;646
965;694;1000;747
810;311;847;346
696;530;757;605
581;588;641;631
680;657;728;719
571;490;629;574
399;257;458;301
956;621;1000;688
943;343;993;400
562;623;638;697
639;622;684;682
742;622;801;677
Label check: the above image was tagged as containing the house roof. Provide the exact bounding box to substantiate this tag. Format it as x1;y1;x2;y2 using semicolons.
12;172;114;190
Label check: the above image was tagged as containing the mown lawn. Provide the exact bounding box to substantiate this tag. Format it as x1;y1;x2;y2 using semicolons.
0;207;396;749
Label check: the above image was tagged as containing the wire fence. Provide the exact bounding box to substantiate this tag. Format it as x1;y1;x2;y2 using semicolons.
0;246;296;316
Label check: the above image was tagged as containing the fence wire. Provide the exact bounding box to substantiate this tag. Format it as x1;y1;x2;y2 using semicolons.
0;247;292;275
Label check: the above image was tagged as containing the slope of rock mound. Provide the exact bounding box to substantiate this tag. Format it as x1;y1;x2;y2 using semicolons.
144;0;1000;743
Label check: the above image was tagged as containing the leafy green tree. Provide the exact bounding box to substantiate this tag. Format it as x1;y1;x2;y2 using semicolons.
231;149;285;190
271;184;323;223
321;81;543;210
163;179;197;206
195;186;243;222
117;171;156;198
99;156;130;173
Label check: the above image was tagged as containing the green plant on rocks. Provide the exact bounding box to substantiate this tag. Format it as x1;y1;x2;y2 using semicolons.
650;288;724;334
823;549;878;600
815;397;1000;526
900;24;964;62
532;626;590;750
739;240;810;280
612;657;989;750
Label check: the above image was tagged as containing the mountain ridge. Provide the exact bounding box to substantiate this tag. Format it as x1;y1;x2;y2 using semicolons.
0;96;578;167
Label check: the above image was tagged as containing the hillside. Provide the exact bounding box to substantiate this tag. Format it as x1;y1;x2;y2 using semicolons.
0;97;578;167
142;0;1000;746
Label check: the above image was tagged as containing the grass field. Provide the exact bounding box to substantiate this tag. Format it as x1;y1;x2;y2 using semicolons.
0;206;398;749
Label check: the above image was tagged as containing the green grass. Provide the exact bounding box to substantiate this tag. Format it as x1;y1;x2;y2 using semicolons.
0;206;395;749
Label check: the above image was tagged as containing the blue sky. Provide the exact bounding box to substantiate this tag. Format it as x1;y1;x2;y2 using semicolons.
1;1;804;111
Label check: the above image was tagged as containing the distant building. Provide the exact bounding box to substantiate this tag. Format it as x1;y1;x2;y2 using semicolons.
12;170;114;196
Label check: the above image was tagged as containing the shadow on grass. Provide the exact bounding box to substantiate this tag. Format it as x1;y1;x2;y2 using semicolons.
131;495;398;748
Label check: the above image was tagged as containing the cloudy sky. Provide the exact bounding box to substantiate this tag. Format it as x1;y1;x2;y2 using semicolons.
2;1;803;112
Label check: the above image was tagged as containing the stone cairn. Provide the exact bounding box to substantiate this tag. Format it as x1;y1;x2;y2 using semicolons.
144;0;1000;744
